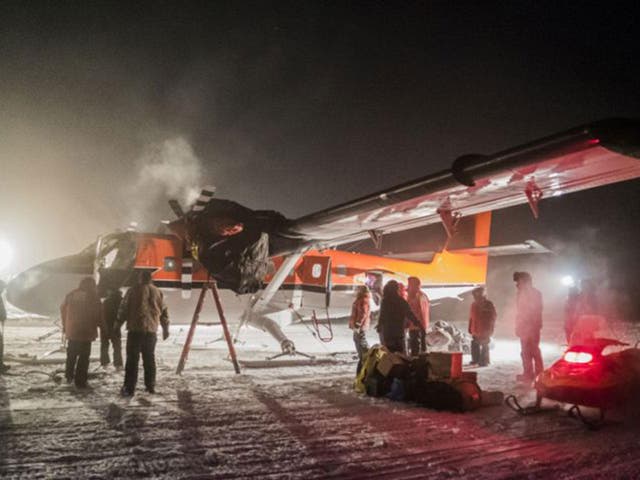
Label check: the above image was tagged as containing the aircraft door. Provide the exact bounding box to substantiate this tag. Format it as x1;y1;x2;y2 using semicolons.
299;255;332;307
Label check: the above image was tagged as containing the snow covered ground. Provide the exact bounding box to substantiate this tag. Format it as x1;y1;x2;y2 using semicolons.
2;321;640;479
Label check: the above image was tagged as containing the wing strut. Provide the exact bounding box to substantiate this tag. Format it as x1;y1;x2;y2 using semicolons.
368;229;383;250
236;251;306;354
525;181;543;219
437;205;462;239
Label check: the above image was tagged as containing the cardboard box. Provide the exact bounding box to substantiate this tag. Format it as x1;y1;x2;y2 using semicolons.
428;352;462;379
376;352;410;378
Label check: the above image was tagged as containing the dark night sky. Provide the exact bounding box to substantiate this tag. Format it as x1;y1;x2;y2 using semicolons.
1;1;639;309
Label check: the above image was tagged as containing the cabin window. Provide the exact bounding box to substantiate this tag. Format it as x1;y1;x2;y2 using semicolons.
164;257;177;272
312;263;322;278
103;249;118;269
337;265;347;277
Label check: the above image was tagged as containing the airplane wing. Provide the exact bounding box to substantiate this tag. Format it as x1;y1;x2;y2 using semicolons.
289;118;640;247
173;118;640;293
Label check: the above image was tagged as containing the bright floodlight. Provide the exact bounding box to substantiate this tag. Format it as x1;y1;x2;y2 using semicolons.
0;239;13;272
561;275;575;287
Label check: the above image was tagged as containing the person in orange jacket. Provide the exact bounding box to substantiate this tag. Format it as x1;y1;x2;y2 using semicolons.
349;286;371;373
406;277;430;356
60;277;103;388
468;286;496;366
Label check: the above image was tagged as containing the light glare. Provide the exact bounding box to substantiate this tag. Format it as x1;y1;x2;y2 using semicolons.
0;239;13;272
564;351;593;363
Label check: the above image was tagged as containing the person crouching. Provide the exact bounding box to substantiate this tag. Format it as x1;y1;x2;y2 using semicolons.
468;286;497;367
60;277;103;388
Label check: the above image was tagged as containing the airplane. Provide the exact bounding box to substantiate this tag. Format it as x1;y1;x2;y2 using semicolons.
5;211;521;351
6;118;640;356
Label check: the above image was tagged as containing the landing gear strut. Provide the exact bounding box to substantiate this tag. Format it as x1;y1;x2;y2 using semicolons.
267;340;315;361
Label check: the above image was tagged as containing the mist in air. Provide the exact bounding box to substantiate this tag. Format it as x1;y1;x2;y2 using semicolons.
0;2;638;321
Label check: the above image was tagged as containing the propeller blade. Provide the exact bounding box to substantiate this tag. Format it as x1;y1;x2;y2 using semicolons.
191;185;216;212
168;199;185;218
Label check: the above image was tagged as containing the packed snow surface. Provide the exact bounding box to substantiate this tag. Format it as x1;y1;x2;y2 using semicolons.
2;321;640;479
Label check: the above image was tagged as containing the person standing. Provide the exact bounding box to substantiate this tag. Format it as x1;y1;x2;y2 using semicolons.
378;280;422;354
468;286;497;366
118;271;169;396
570;279;604;345
60;277;103;388
397;282;408;300
0;280;9;374
513;272;543;382
563;286;580;344
100;289;123;369
349;286;371;373
576;279;598;318
406;277;429;356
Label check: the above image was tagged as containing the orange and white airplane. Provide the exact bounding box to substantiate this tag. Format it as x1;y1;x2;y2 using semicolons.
7;118;640;354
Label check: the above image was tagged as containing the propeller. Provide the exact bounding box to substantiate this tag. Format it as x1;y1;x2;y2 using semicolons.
167;185;216;299
168;185;216;219
191;186;216;213
168;199;185;219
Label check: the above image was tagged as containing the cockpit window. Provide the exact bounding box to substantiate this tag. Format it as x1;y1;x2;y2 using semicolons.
96;233;137;270
103;249;118;268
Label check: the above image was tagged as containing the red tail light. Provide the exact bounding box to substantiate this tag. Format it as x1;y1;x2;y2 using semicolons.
563;351;593;364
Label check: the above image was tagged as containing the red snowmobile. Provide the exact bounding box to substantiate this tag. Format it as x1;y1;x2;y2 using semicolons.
506;338;640;428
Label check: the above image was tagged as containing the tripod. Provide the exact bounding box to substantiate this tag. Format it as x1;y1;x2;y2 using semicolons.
176;279;241;375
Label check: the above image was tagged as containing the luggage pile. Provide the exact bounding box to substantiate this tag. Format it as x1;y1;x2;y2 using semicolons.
355;346;502;412
426;320;472;354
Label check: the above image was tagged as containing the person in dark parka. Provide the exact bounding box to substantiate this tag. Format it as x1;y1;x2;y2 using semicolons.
378;280;423;354
100;289;123;368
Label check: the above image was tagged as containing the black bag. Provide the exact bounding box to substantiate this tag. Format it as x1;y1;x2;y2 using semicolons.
365;371;391;397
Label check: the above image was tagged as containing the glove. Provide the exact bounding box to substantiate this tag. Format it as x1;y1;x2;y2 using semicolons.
162;327;170;340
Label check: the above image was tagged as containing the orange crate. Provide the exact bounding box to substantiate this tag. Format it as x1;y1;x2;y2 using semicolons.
428;352;462;379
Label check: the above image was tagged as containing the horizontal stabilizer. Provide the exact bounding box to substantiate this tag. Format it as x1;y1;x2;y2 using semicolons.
386;240;550;262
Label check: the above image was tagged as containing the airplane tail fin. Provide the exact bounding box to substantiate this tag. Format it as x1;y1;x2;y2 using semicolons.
474;212;491;248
